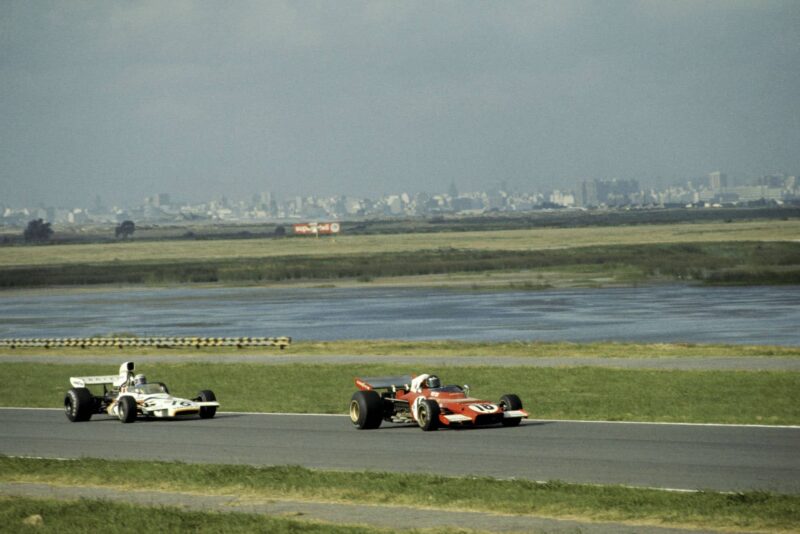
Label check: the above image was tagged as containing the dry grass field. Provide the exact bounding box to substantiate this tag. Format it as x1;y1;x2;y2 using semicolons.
0;219;797;267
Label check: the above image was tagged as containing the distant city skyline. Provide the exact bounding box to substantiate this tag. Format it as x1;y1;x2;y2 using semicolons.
2;2;799;208
3;168;796;211
3;171;797;230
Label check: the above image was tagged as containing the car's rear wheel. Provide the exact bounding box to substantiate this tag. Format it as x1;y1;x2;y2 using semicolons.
417;399;440;431
500;394;523;427
64;387;93;422
118;396;137;423
198;390;217;419
350;390;383;429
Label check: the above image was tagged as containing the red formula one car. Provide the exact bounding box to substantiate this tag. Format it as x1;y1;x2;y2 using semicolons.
349;373;527;431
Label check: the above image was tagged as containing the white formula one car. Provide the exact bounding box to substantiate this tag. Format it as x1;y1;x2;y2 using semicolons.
64;361;219;423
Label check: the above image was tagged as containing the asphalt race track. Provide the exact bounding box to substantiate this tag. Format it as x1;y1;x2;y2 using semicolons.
2;408;798;493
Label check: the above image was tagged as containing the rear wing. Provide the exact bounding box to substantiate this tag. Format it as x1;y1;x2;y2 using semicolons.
355;375;414;392
70;361;136;389
69;375;119;388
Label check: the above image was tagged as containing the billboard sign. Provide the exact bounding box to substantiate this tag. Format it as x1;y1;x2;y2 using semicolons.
293;222;340;235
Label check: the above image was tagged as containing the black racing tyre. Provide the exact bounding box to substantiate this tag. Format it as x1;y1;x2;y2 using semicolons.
500;394;523;427
118;395;137;423
64;387;94;422
417;399;440;431
350;390;383;429
198;390;217;419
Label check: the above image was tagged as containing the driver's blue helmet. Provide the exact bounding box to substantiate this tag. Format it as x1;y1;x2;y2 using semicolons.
134;374;147;387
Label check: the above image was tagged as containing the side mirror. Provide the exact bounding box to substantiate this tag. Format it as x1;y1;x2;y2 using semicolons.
462;385;470;396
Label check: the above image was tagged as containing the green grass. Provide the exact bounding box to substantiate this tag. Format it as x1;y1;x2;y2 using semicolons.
0;495;389;534
2;457;798;532
2;362;798;425
287;339;800;358
4;339;799;358
1;241;798;288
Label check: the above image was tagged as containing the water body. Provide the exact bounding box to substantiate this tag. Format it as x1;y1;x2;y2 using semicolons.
0;285;797;345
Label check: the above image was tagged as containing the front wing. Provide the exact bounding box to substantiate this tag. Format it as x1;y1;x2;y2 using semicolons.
110;396;219;418
439;405;528;426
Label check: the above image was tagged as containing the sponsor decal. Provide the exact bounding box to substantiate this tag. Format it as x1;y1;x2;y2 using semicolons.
469;403;499;414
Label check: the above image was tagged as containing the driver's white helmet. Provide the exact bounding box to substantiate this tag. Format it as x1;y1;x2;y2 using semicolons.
134;374;147;386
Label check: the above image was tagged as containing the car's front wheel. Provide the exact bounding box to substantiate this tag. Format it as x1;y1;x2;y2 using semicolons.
417;399;440;431
118;396;137;423
64;387;93;422
350;390;383;429
500;394;523;427
198;390;217;419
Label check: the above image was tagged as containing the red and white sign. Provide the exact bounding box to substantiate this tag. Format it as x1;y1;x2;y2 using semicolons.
293;222;340;235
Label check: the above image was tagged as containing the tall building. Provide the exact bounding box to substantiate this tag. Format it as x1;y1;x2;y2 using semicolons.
144;193;171;207
708;171;728;191
759;174;786;188
579;180;598;207
447;180;459;199
578;178;639;207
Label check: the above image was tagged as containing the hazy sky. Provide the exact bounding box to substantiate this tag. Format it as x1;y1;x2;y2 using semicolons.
2;1;799;207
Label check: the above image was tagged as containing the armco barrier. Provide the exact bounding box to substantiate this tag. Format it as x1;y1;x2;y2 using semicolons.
0;336;292;350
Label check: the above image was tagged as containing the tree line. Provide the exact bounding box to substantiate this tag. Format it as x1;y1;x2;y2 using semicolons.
22;219;135;243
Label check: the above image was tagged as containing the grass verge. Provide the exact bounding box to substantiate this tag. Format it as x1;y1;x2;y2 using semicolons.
3;339;799;358
2;362;798;425
1;457;798;532
287;339;800;358
0;495;386;534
